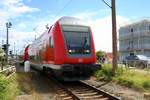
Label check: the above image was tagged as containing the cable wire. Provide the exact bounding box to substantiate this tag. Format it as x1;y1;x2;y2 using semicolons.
33;0;72;33
54;0;73;18
102;0;112;8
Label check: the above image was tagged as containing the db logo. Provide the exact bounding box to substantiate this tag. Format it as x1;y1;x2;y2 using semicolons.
78;58;83;63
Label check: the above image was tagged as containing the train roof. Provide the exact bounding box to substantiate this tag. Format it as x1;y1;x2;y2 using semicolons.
58;16;89;26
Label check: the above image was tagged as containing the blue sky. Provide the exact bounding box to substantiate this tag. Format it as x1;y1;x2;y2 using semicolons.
0;0;150;53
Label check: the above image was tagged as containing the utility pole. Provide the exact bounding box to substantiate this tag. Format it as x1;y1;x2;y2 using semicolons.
111;0;117;76
102;0;118;75
6;22;12;62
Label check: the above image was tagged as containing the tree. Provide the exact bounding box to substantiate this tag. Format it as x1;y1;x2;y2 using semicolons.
96;51;105;58
96;50;106;63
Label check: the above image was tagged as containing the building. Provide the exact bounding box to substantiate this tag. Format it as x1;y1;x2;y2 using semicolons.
119;19;150;61
105;52;113;64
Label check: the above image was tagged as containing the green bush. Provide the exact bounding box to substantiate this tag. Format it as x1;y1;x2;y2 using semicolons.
0;75;9;100
143;80;150;90
96;50;105;58
0;74;20;100
117;77;134;87
94;64;113;81
94;64;150;91
94;64;126;81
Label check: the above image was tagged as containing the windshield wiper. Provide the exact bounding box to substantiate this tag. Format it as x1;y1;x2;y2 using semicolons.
81;37;87;49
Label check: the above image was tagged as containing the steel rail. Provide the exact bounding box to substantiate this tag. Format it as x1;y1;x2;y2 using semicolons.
50;78;80;100
79;81;120;100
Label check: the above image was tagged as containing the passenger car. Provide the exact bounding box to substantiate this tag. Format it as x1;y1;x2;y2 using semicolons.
23;16;100;81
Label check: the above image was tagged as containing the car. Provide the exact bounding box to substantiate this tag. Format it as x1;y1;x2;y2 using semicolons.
123;54;150;68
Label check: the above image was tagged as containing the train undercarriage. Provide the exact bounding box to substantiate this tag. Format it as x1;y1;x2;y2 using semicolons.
42;64;101;81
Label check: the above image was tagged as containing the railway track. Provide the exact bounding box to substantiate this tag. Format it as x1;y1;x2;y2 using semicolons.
31;67;120;100
50;77;120;100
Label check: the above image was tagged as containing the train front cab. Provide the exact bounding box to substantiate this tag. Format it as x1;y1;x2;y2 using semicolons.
52;20;101;81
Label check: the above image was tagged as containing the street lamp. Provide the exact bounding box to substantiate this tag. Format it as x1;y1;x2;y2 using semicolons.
6;22;12;62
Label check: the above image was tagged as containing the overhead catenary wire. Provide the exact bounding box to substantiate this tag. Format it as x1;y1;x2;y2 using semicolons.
33;0;73;34
101;0;112;8
54;0;73;18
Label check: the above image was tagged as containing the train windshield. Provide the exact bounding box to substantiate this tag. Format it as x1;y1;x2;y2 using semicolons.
62;25;91;55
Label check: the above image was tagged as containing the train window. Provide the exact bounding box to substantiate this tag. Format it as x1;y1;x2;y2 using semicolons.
49;37;54;48
62;26;91;55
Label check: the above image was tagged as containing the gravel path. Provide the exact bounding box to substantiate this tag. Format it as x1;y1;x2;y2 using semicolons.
15;64;59;100
84;77;149;100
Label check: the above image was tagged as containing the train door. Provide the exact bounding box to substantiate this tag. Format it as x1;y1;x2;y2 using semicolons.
35;50;42;64
36;51;39;63
50;36;54;60
39;50;42;64
46;36;54;62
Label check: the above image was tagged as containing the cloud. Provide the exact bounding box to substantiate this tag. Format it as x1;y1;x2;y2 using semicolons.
16;23;27;30
1;0;22;6
72;9;110;20
90;15;129;52
8;30;37;51
70;12;129;52
90;16;112;52
27;0;32;2
0;0;40;51
10;15;129;53
0;29;36;53
0;4;129;54
0;0;40;31
72;11;98;20
10;5;40;14
0;0;40;20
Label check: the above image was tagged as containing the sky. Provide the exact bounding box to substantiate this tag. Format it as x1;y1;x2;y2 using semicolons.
0;0;150;54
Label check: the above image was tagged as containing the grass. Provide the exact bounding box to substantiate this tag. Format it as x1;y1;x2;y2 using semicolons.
94;64;150;92
0;74;20;100
0;72;36;100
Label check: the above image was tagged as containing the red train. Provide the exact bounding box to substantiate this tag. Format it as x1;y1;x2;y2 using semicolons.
24;16;100;81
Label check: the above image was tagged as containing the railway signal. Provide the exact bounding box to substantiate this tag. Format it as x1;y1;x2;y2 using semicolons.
2;44;7;53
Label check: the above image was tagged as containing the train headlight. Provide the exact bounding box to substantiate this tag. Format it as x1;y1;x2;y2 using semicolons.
68;50;75;53
69;50;72;53
85;50;90;53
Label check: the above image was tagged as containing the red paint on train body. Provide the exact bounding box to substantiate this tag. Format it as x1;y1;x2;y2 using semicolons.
24;45;29;62
24;16;100;81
